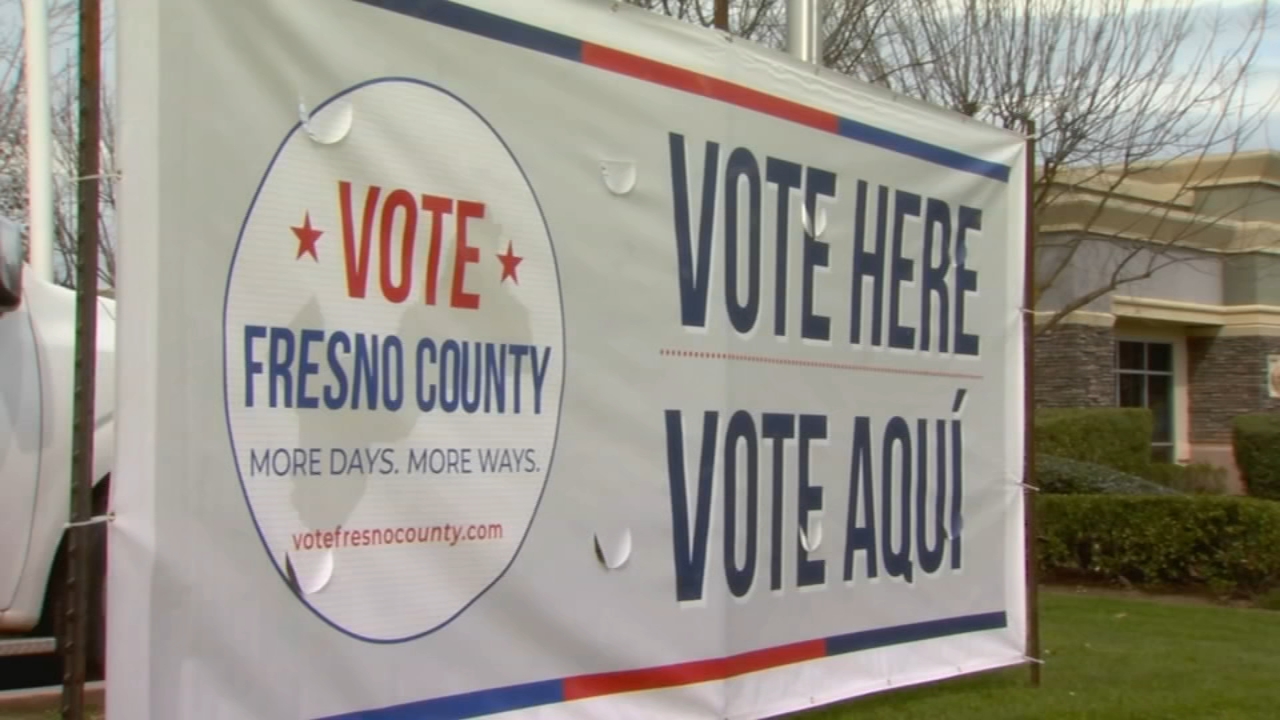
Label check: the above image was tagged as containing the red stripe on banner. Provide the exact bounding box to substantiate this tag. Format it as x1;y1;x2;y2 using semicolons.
581;43;840;134
561;640;827;701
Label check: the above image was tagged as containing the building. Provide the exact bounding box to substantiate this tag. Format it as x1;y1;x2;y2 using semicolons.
1033;150;1280;488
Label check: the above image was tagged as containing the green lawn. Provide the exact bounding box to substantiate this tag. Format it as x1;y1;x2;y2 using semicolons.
811;589;1280;719
5;590;1278;719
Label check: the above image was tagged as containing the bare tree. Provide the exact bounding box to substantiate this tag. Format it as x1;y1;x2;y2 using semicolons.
623;0;902;75
883;0;1276;333
629;0;1278;334
1;0;116;288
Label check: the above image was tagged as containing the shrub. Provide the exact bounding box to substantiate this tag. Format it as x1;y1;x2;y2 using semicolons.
1258;589;1280;612
1035;408;1153;475
1038;495;1280;597
1036;455;1179;496
1144;462;1229;495
1233;413;1280;501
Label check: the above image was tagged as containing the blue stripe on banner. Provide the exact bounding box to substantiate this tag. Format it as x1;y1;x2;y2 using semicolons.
355;0;583;61
836;118;1012;182
824;611;1009;657
318;678;565;720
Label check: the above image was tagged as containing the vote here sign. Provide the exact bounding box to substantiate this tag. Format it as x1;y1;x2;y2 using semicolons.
110;1;1030;718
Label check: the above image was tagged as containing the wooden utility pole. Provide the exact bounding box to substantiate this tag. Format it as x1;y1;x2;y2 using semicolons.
714;0;729;30
1022;119;1041;688
61;0;102;716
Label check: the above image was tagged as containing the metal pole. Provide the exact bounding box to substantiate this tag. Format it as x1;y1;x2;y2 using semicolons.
22;0;55;283
1021;119;1042;688
713;0;729;31
60;0;101;715
786;0;823;64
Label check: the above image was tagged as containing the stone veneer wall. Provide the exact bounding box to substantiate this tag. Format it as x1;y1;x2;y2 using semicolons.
1033;322;1116;408
1187;334;1280;443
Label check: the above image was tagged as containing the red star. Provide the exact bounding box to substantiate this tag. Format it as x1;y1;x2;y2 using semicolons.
497;240;523;284
292;212;323;261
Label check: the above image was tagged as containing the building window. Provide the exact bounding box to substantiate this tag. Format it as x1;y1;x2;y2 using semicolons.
1116;340;1174;463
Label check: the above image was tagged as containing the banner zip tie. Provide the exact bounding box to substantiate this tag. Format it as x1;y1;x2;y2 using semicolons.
1018;482;1040;492
1024;655;1045;665
64;512;114;529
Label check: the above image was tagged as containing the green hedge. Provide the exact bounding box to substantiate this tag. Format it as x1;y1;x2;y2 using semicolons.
1233;413;1280;501
1038;495;1280;596
1035;408;1153;475
1144;462;1229;495
1036;455;1179;495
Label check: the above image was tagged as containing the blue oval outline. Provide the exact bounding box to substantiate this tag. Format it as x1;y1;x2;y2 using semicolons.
220;76;569;644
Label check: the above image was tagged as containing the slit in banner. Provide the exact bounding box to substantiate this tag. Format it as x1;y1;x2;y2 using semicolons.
600;159;637;195
298;95;354;145
593;528;632;570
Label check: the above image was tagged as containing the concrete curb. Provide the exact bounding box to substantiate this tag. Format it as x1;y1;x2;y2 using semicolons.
0;683;104;713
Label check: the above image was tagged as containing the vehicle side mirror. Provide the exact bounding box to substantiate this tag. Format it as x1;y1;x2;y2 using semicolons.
0;216;23;312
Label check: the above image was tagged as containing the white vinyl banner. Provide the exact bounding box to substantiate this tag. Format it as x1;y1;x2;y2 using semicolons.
110;0;1029;718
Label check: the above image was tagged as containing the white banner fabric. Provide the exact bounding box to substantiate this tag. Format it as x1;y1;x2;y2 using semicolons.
110;1;1030;718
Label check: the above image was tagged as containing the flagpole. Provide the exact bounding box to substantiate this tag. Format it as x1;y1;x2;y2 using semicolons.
786;0;823;64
